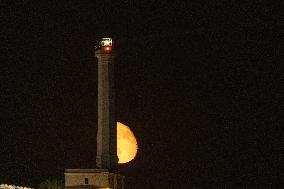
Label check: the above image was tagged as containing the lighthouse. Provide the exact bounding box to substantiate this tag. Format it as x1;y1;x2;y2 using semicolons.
64;38;124;189
95;37;118;171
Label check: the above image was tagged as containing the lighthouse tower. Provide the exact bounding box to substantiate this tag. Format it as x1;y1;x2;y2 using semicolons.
95;42;118;171
64;38;124;189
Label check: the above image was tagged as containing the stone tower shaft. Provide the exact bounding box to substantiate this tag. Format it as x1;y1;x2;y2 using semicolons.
95;49;118;171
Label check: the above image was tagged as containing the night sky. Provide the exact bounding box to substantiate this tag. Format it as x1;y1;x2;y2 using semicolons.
1;1;283;188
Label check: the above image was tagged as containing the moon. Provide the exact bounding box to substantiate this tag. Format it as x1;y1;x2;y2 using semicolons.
117;122;138;164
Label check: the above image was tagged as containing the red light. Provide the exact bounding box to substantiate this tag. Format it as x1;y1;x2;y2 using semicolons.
104;46;112;52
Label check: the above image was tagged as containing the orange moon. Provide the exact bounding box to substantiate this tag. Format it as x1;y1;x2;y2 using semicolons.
117;122;138;164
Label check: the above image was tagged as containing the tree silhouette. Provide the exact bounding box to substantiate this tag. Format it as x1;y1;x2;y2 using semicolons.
38;180;63;189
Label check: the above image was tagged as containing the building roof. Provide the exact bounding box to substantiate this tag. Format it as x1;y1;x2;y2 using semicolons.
65;185;107;189
64;169;109;173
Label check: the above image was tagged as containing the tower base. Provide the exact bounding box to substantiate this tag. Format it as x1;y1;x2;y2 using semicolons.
64;169;124;189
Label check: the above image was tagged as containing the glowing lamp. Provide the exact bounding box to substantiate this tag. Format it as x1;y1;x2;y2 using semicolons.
104;46;112;52
101;38;112;47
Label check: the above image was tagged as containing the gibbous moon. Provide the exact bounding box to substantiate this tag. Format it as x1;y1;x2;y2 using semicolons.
117;122;138;164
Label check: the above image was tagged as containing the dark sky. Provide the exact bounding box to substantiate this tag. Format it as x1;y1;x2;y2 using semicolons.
1;1;283;188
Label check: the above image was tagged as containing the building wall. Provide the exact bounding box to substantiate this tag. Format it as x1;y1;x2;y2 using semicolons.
65;173;108;187
64;170;124;189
